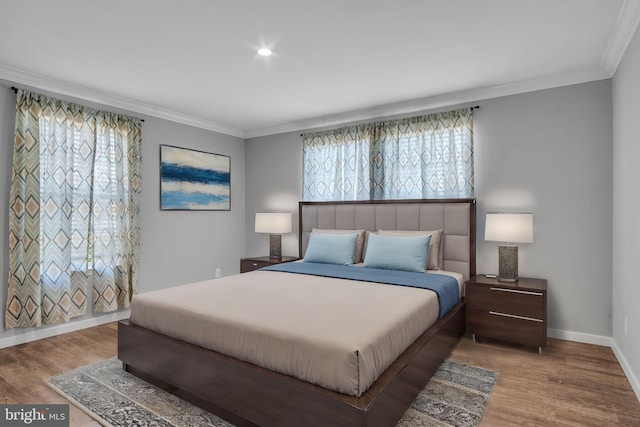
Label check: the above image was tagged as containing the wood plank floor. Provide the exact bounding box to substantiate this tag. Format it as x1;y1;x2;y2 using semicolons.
450;336;640;426
0;323;117;427
0;323;638;426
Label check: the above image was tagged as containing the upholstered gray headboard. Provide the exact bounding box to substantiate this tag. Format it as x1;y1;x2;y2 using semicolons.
299;199;476;280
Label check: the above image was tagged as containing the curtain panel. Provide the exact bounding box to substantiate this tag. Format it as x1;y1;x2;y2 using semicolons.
6;90;142;329
302;108;474;201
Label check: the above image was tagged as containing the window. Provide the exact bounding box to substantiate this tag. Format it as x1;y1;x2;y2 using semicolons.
6;89;142;328
303;108;474;201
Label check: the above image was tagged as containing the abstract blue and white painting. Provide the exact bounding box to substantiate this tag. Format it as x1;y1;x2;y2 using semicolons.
160;145;230;210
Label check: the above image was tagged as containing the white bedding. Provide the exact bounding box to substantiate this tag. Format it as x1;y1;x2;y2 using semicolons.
129;268;462;396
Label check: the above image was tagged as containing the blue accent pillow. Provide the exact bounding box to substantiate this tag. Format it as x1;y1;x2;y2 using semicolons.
304;232;359;265
363;233;431;272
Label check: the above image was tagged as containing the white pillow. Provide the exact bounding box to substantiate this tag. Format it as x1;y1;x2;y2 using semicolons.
378;229;443;270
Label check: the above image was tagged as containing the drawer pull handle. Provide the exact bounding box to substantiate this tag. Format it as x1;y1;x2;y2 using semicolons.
252;263;258;266
489;311;544;323
489;287;543;296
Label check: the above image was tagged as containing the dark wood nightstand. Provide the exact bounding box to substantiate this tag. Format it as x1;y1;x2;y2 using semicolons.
466;274;547;353
240;256;300;273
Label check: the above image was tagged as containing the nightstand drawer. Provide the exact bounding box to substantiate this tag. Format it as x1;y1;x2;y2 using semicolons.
467;308;546;347
467;285;545;319
240;259;271;273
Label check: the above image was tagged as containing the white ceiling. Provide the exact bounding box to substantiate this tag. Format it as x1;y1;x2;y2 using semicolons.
1;0;639;138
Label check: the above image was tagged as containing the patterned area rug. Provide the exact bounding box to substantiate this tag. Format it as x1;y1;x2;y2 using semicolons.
48;358;497;427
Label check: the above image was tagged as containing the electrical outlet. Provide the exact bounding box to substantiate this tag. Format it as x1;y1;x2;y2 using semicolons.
215;268;222;278
624;316;628;337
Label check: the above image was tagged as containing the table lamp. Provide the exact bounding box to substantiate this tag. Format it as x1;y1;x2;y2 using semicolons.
255;212;292;259
484;213;533;282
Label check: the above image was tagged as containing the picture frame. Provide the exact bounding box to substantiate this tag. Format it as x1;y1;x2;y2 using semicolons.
160;144;231;211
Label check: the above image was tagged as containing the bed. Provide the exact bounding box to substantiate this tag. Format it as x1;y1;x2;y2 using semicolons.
118;198;476;427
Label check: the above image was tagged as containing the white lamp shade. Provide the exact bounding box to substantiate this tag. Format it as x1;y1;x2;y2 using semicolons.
485;213;533;243
255;212;292;234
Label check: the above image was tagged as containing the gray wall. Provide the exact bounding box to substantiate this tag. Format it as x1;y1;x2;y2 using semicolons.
139;117;245;291
245;80;614;339
612;22;640;391
474;82;613;338
245;133;302;258
0;83;245;343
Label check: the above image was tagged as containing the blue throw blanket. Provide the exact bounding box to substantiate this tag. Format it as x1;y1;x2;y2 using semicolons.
261;262;459;318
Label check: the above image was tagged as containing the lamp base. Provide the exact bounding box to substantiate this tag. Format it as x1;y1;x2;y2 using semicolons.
269;234;282;259
498;245;519;282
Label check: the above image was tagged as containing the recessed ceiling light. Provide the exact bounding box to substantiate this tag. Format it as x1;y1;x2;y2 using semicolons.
257;48;272;57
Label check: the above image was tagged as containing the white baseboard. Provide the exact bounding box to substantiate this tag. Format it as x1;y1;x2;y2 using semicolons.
547;328;614;347
611;341;640;401
0;310;130;349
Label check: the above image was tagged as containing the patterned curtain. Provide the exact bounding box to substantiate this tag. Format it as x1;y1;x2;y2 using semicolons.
91;112;142;312
5;90;142;329
302;125;371;201
370;109;474;199
303;108;473;201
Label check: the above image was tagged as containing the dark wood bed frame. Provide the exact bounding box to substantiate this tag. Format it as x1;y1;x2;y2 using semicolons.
118;199;476;427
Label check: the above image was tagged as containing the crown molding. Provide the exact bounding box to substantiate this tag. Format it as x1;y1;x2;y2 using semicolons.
0;64;245;138
601;0;640;76
245;66;612;138
0;41;626;142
